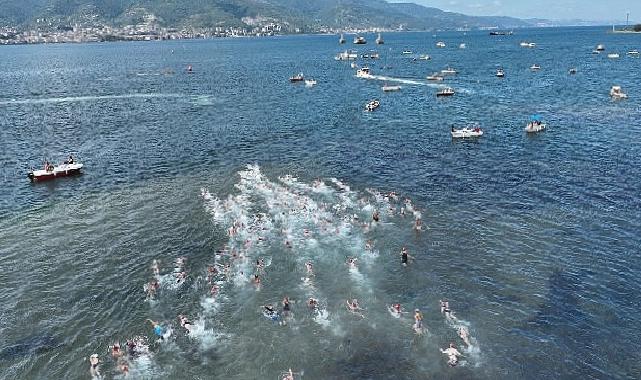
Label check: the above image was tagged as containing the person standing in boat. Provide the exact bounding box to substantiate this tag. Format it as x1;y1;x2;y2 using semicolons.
64;155;74;164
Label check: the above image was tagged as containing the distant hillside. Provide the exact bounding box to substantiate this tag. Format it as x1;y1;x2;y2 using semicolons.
0;0;535;30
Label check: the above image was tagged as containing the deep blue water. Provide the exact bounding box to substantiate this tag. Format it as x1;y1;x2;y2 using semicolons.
0;26;640;379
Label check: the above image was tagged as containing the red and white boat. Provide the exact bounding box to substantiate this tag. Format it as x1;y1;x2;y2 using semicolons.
28;160;83;182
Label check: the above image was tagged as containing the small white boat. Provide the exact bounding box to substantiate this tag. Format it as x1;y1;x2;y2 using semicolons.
530;64;541;71
436;41;446;48
418;54;431;60
610;85;628;99
568;68;577;74
426;73;444;81
356;67;372;78
496;68;505;77
402;50;413;55
451;126;483;138
520;41;535;48
607;53;620;59
382;84;401;92
376;33;384;45
365;99;380;111
596;44;605;51
459;43;466;49
305;79;317;87
436;87;455;97
519;41;529;47
528;42;536;48
335;50;358;61
289;73;304;82
28;160;83;182
627;50;640;56
525;115;546;133
441;67;457;75
353;35;366;44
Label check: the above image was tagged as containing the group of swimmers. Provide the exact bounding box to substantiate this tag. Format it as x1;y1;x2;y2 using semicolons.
89;337;150;377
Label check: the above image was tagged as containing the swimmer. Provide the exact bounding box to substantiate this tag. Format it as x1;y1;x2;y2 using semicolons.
253;274;261;286
146;319;165;340
307;297;318;309
264;304;276;314
414;218;422;231
305;261;314;274
282;368;294;380
126;340;136;356
372;210;380;223
400;207;405;217
210;284;220;296
89;353;100;378
285;240;292;249
178;315;192;334
440;342;462;366
459;326;471;347
151;260;160;276
440;300;454;319
119;361;129;376
175;257;186;266
256;258;265;271
365;240;373;251
414;309;424;330
393;303;402;314
347;257;358;268
110;342;122;359
282;297;291;316
175;271;187;284
346;299;364;318
146;280;158;300
400;247;414;266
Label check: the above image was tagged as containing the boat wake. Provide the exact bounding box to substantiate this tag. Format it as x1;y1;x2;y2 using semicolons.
0;93;183;106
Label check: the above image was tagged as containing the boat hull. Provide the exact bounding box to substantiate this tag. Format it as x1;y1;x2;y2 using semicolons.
28;165;83;182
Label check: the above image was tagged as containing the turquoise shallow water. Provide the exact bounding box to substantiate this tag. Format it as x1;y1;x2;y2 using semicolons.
0;27;640;379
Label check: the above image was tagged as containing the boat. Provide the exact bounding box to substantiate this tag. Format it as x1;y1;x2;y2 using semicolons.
459;43;466;49
441;67;457;75
365;99;380;111
376;33;384;45
519;41;529;47
418;54;431;60
610;85;628;99
350;62;358;68
356;67;372;78
436;41;446;48
451;126;483;138
339;33;345;44
627;50;640;56
596;44;605;51
496;68;505;77
305;79;317;87
353;35;366;44
436;87;455;97
530;64;541;71
528;42;536;48
382;84;401;92
592;49;601;54
426;73;444;81
490;31;512;36
525;115;546;133
402;50;413;55
607;53;620;59
361;51;379;59
28;159;83;182
289;73;304;82
186;64;194;74
568;68;577;74
335;50;358;61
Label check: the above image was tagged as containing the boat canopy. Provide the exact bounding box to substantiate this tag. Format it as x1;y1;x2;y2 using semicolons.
530;114;542;122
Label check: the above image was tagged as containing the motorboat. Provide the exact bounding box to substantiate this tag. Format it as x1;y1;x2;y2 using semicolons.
436;41;446;48
339;33;345;44
289;73;304;82
610;85;628;99
361;51;379;59
607;53;620;59
186;64;194;74
496;68;505;77
365;99;380;111
356;67;372;78
28;159;83;182
530;64;541;71
596;44;605;51
569;68;577;74
451;126;483;138
418;54;431;60
592;49;601;54
441;67;458;75
402;50;413;55
436;87;455;97
426;73;444;81
459;43;466;49
519;41;529;47
335;50;358;60
382;84;401;92
353;35;366;44
528;42;536;48
525;115;546;133
376;33;384;45
305;79;317;87
628;50;640;56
